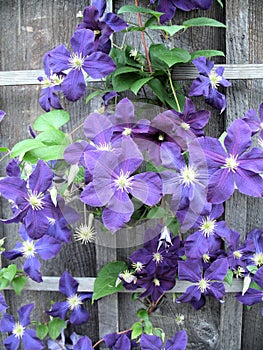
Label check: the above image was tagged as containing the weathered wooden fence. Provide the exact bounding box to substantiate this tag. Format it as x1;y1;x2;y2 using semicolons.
0;0;263;349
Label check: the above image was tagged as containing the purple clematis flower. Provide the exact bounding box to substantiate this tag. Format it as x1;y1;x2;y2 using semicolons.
46;272;92;325
77;0;128;53
0;303;44;350
0;110;5;122
136;265;176;302
48;29;116;101
194;118;263;203
3;224;62;282
152;99;210;151
0;160;57;239
177;258;228;309
189;56;231;112
150;0;214;23
103;331;132;350
236;265;263;315
160;139;209;223
129;225;183;275
244;229;263;268
140;330;188;350
74;336;93;350
80;137;162;233
184;204;232;258
38;52;64;111
242;102;263;147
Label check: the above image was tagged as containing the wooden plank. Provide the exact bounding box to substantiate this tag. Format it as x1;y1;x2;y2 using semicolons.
3;276;243;293
1;64;263;86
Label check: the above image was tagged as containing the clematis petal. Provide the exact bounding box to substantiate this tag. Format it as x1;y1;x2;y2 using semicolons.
130;172;162;206
165;330;188;350
224;119;252;156
18;303;34;327
82;52;116;79
178;260;201;282
0;314;15;332
4;334;20;350
23;257;43;282
70;307;90;325
74;336;93;350
28;160;53;194
102;207;132;233
48;44;71;72
35;235;61;260
22;329;44;350
46;301;69;320
176;285;201;303
61;69;86;102
234;168;263;197
140;333;162;350
70;29;94;57
207;168;235;204
59;271;79;296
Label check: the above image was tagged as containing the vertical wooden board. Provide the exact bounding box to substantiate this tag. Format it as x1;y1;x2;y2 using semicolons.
223;1;263;349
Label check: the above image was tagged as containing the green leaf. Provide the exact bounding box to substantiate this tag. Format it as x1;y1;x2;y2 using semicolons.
130;77;153;95
33;110;70;131
148;78;166;103
183;17;226;28
191;50;225;60
0;147;8;152
35;130;70;147
149;24;185;36
118;5;163;20
136;309;149;321
48;318;66;340
37;324;49;340
246;265;258;274
166;217;180;236
112;73;141;93
1;264;17;282
146;206;166;219
144;320;153;334
131;321;143;339
23;145;67;163
0;278;10;290
224;269;233;286
11;139;45;158
217;0;224;7
12;276;27;295
150;44;191;68
92;261;127;302
113;66;142;76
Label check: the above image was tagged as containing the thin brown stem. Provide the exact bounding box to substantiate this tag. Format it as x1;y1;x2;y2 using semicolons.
93;328;132;348
135;0;153;73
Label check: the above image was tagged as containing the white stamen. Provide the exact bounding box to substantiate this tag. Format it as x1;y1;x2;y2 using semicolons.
224;154;239;172
114;170;134;192
66;294;83;310
199;216;216;237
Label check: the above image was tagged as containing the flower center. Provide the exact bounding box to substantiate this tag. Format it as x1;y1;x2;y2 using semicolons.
131;261;144;272
119;270;137;284
67;294;83;310
50;73;64;85
233;250;242;259
27;191;44;210
202;253;210;263
199;216;216;237
122;127;132;136
224;154;239;172
74;223;96;245
153;252;163;264
95;142;112;151
198;278;210;293
12;322;25;338
252;252;263;267
153;278;160;286
114;170;134;192
179;165;199;187
181;122;190;130
233;266;245;278
68;52;85;70
41;77;52;88
22;240;35;258
208;71;222;89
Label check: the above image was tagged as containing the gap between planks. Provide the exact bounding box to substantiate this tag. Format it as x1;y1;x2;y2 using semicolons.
4;276;243;293
0;64;263;86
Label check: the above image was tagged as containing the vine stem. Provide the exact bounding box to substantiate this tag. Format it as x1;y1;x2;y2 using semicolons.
135;0;153;74
167;69;181;112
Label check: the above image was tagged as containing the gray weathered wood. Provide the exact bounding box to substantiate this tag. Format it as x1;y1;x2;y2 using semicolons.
1;64;263;86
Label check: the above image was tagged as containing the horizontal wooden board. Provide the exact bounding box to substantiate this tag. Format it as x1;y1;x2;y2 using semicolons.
4;276;243;293
0;64;263;86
